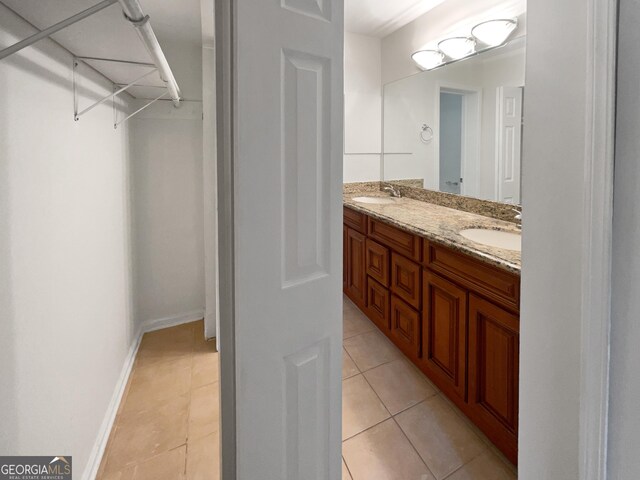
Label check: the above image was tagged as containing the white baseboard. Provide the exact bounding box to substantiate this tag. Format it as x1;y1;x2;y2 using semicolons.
82;326;143;480
82;309;204;479
141;310;205;333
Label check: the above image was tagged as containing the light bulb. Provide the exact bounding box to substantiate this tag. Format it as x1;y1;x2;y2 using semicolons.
471;19;518;47
437;37;476;60
411;50;444;70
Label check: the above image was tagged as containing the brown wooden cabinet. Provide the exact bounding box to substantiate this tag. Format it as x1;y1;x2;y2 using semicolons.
421;270;468;402
468;294;519;462
345;227;366;308
344;206;520;465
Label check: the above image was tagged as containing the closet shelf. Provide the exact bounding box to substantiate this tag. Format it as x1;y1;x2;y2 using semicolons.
0;0;182;127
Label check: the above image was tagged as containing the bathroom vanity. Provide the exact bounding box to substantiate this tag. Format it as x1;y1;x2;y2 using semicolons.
343;188;521;465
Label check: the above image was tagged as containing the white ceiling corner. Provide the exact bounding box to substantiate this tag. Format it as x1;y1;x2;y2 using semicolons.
344;0;448;38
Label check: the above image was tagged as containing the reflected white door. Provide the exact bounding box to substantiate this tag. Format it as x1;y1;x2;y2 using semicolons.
496;86;523;204
220;0;344;478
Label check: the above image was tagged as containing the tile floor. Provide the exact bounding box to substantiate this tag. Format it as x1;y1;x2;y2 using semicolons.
97;320;219;480
97;299;516;480
341;297;517;480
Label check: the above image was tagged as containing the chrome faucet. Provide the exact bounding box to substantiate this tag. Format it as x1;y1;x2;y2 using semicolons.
512;207;522;229
383;185;402;198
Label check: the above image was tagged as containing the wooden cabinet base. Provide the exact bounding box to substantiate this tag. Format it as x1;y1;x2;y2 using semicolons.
344;207;519;465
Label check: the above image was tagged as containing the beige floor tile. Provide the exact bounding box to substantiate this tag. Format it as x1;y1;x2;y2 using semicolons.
395;396;486;479
344;330;402;372
121;357;192;415
364;359;437;415
136;324;195;366
134;446;186;480
189;382;220;441
104;395;189;472
192;350;219;388
342;419;435;480
342;374;390;440
192;320;206;343
343;299;376;339
446;451;517;480
342;458;352;480
186;433;220;480
343;349;360;379
98;465;136;480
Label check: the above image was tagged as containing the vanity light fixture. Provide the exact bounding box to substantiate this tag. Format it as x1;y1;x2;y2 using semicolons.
411;49;444;70
471;18;518;47
437;36;476;60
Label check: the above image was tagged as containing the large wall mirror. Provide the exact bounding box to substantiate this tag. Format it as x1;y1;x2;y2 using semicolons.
383;36;525;205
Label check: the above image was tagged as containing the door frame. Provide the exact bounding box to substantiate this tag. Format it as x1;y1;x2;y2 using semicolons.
215;0;618;477
215;0;236;478
577;0;617;477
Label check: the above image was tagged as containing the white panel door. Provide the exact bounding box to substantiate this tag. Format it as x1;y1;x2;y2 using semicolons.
496;86;523;204
228;0;343;478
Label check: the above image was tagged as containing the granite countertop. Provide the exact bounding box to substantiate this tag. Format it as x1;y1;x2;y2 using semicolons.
344;191;521;274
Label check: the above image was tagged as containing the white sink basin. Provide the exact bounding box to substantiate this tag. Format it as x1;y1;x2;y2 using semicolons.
459;228;522;252
352;196;399;205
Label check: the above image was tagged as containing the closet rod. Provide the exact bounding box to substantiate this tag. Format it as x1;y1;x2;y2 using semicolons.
118;0;181;107
0;0;118;61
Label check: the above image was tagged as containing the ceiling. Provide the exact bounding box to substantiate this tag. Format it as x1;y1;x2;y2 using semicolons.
1;0;203;100
345;0;448;38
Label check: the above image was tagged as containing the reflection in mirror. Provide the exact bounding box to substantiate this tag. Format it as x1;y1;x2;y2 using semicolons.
383;36;525;204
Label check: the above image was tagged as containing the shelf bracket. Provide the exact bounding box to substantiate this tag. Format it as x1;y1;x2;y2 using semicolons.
74;65;158;121
114;91;167;129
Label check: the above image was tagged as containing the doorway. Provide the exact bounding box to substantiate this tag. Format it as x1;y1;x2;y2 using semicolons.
435;86;481;198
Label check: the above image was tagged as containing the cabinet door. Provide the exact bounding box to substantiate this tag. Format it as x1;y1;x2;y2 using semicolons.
468;294;519;464
345;227;366;307
366;277;390;331
390;295;421;360
391;253;421;309
421;270;467;401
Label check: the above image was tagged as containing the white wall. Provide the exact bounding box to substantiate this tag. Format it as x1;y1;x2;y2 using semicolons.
344;32;381;183
0;5;136;477
383;46;525;200
380;0;526;85
202;43;219;341
518;0;587;476
129;101;205;326
608;0;640;476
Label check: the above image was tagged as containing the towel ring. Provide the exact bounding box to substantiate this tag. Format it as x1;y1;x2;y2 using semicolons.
420;124;434;143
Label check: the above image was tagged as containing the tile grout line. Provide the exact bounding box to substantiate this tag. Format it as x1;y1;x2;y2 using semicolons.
342;455;354;480
342;301;513;478
358;367;438;479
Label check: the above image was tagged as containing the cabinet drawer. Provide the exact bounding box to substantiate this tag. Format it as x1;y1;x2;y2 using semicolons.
421;270;467;402
368;218;421;262
366;277;390;332
391;253;421;309
424;242;520;311
366;239;390;287
390;295;421;360
344;206;367;234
